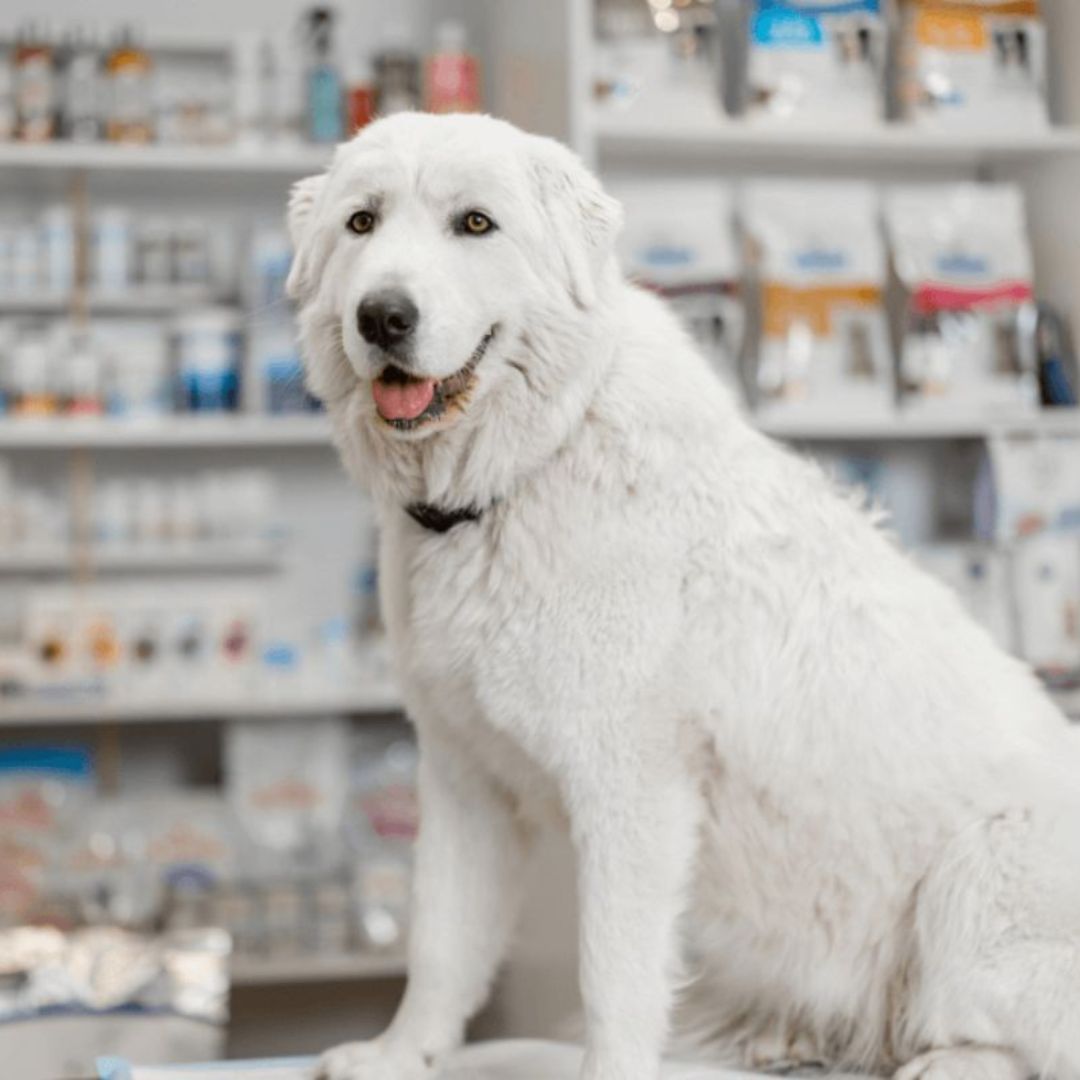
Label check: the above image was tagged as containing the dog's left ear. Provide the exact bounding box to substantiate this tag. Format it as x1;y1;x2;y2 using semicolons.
285;173;328;301
528;137;623;309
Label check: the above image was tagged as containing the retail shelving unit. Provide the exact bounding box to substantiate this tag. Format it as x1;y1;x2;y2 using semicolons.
3;4;1080;1031
0;414;333;449
0;23;396;1019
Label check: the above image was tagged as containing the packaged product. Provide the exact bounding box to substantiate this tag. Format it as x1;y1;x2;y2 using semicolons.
899;0;1048;130
593;0;724;124
987;433;1080;542
345;728;418;951
741;180;893;419
610;180;744;396
885;184;1039;415
1009;532;1080;679
746;0;886;126
0;745;94;925
226;717;350;876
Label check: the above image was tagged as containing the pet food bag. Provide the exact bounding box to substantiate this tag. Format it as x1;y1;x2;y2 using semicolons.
885;183;1039;416
611;179;744;396
898;0;1048;130
741;180;893;420
745;0;886;126
593;0;724;125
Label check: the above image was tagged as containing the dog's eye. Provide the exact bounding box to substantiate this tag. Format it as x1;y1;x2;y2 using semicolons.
347;210;376;235
459;211;496;236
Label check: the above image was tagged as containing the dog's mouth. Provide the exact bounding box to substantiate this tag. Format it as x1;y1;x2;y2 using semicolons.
371;326;498;431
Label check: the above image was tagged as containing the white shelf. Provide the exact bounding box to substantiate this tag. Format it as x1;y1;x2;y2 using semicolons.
0;414;333;449
0;286;226;314
1;411;1076;450
0;683;402;726
592;116;1080;166
0;140;332;176
0;541;283;574
231;950;407;987
755;410;1080;442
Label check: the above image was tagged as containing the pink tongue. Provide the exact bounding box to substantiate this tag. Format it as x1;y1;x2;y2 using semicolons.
372;377;436;421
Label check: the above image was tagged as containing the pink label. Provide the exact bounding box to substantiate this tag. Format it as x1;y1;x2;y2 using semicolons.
426;55;480;113
912;281;1034;314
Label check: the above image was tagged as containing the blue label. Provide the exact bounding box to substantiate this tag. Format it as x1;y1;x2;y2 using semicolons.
936;253;989;277
181;370;238;412
753;9;824;48
637;244;695;269
794;248;849;271
757;0;879;12
0;746;93;779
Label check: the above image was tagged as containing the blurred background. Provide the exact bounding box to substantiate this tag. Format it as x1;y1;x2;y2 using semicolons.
1;1;1079;1075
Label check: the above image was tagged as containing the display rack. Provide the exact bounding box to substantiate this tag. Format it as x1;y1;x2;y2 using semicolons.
592;118;1080;168
3;4;1080;1012
0;140;331;176
0;682;402;727
0;415;333;449
230;950;407;988
0;540;284;574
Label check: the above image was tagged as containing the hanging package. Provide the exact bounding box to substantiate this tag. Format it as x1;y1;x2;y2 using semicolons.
885;183;1039;415
611;180;744;396
742;180;893;419
899;0;1048;129
745;0;886;125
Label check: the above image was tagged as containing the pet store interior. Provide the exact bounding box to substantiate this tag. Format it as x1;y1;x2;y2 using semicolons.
2;0;1080;1076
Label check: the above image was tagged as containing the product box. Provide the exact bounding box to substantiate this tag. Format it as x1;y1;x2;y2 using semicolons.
899;0;1048;130
741;180;893;420
745;0;886;126
21;583;262;699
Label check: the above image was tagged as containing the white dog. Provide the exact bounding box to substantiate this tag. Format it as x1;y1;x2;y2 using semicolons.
287;113;1080;1080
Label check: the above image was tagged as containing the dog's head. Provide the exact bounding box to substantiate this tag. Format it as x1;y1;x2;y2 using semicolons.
286;113;622;448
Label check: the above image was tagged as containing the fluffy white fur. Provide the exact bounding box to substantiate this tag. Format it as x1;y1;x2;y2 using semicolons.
287;113;1080;1080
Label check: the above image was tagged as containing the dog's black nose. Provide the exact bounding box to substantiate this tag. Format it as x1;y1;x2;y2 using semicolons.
357;290;419;350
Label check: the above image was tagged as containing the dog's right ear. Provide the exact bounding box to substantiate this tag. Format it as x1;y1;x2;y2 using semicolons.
286;173;328;301
527;137;623;310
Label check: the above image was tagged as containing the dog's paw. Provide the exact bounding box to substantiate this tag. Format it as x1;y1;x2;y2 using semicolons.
894;1048;1027;1080
741;1027;825;1073
311;1041;432;1080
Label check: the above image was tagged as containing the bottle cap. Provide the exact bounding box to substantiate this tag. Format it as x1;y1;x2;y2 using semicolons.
435;20;467;54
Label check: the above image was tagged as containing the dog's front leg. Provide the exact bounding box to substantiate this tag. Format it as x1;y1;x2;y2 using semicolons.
569;748;701;1080
315;723;530;1080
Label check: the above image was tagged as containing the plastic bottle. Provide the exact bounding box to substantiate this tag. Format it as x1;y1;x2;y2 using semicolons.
0;51;17;140
425;20;480;114
105;25;153;144
374;24;421;116
346;54;375;134
13;22;57;142
302;8;344;143
233;33;263;147
61;27;101;142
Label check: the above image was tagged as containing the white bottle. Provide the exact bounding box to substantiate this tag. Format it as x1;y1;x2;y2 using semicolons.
93;207;132;293
41;204;75;294
232;32;263;147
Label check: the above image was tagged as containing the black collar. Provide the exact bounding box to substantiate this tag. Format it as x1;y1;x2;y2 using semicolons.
406;502;483;533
